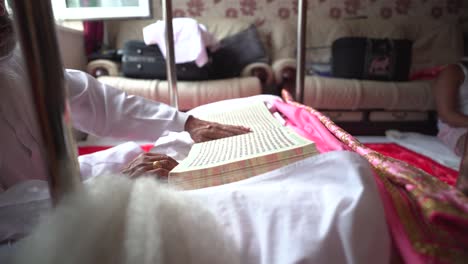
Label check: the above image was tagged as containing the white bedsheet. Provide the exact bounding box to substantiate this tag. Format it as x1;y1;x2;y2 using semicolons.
186;151;390;264
0;151;390;264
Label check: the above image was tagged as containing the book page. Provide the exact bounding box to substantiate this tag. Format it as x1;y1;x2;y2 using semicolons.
171;125;314;172
199;102;282;131
169;101;317;188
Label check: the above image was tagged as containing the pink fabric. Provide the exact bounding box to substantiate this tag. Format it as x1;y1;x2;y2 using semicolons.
372;174;425;264
273;100;349;153
409;65;445;80
274;98;425;263
365;143;458;186
280;89;468;263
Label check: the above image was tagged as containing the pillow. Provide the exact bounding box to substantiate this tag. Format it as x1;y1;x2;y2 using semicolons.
211;25;268;79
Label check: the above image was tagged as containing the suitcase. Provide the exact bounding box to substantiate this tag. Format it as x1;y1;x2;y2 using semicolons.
121;40;215;80
331;37;412;81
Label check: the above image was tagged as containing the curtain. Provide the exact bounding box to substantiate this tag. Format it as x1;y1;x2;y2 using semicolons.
83;20;104;56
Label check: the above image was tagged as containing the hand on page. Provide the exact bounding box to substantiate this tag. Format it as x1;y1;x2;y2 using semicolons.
121;153;178;179
185;116;251;143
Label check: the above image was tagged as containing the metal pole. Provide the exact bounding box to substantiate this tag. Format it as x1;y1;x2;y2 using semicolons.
295;0;307;103
162;0;179;110
11;0;82;205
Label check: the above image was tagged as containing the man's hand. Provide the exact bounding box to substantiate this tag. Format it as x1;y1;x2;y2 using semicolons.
184;116;251;143
121;153;178;179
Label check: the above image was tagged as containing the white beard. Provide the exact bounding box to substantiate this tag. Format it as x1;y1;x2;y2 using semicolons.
13;175;239;264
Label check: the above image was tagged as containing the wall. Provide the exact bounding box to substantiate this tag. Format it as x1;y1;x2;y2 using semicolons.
106;0;466;50
147;0;466;22
56;25;87;71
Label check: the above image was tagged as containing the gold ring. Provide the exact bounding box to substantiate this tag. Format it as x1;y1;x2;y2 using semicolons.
153;161;162;169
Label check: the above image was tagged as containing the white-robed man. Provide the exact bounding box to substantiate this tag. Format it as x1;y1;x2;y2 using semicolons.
0;1;250;191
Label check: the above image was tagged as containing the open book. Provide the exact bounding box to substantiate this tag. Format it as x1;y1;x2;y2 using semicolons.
168;102;318;190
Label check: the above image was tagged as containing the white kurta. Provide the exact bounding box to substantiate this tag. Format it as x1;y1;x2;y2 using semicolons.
0;48;189;190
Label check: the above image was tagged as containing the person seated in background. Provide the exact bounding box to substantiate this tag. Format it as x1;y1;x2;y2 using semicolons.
433;59;468;194
0;2;249;190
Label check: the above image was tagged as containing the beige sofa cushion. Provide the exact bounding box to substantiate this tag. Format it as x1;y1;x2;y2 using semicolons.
303;76;434;111
97;76;262;111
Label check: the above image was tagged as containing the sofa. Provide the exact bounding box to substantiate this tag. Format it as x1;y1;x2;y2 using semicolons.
87;17;280;111
272;17;464;135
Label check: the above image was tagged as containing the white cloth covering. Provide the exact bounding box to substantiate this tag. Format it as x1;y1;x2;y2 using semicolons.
186;151;390;264
142;17;218;67
1;151;390;264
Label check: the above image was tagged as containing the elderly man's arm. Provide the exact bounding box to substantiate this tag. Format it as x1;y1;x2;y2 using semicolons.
66;70;250;143
66;70;189;142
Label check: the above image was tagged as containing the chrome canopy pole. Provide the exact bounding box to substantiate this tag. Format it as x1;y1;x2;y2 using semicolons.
11;0;82;205
295;0;307;103
162;0;179;110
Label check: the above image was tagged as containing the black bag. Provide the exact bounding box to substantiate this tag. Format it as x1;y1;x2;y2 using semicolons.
331;37;412;81
121;40;215;80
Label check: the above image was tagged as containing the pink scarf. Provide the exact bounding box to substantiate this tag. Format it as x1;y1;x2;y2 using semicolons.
276;89;468;264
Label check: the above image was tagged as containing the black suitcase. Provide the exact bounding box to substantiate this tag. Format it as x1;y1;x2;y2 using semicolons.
331;37;412;81
121;40;215;80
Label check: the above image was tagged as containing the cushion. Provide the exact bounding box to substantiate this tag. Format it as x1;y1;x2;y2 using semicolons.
212;25;268;78
303;76;434;110
97;76;262;111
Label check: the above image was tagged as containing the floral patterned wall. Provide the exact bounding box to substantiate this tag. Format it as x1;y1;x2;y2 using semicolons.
105;0;466;55
148;0;466;23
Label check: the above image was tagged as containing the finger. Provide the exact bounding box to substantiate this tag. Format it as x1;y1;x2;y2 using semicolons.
144;156;178;166
126;161;158;177
139;158;178;171
150;168;170;177
158;159;178;170
125;153;145;168
193;134;216;143
205;121;250;132
143;153;177;163
142;152;171;157
142;153;168;162
207;123;251;135
127;166;150;178
204;129;237;140
221;124;251;133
